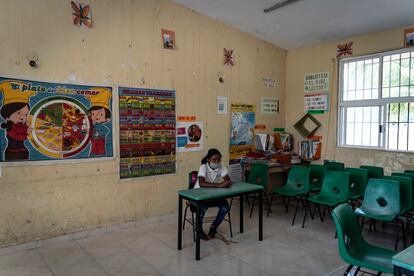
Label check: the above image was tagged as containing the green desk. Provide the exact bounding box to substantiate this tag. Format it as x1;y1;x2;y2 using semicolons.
393;244;414;275
177;182;264;260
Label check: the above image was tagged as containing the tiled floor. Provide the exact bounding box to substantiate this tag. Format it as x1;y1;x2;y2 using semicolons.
0;199;400;276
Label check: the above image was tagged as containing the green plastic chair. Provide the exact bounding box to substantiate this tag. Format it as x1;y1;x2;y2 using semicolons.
302;171;350;228
267;166;311;226
325;161;345;171
332;203;397;275
247;163;272;218
404;170;414;174
392;173;414;208
360;165;384;179
383;176;413;213
309;164;327;192
354;178;406;250
345;168;368;203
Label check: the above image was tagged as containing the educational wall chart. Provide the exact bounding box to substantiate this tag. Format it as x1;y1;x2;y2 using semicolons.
304;72;329;93
230;103;255;160
304;93;329;114
119;87;176;179
176;119;203;152
0;77;113;162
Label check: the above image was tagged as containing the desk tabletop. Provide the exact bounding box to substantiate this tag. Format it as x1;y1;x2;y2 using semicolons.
178;182;263;201
392;244;414;271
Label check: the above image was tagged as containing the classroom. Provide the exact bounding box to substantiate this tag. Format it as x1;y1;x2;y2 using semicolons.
0;0;414;275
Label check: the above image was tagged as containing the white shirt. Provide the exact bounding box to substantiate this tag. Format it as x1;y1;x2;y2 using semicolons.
194;163;229;189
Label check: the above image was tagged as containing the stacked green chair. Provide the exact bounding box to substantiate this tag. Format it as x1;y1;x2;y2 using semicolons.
332;204;397;275
247;163;272;218
354;178;406;250
392;172;414;243
404;170;414;174
325;161;345;171
309;164;327;192
302;171;350;228
267;166;311;225
383;176;413;215
360;165;384;179
345;168;368;208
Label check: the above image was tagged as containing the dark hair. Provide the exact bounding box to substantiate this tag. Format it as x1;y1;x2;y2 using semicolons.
201;148;222;164
0;103;29;130
88;106;111;119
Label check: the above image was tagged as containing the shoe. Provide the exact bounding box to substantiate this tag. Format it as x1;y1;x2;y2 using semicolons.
200;230;209;241
208;226;217;239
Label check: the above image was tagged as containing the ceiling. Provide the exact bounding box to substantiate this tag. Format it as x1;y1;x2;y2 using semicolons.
173;0;414;50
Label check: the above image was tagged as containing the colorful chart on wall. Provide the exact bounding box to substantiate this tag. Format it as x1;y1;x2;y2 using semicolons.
176;120;203;152
119;87;176;179
0;77;113;162
230;103;255;160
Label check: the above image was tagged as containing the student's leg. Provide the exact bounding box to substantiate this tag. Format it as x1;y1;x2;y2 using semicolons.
211;200;230;229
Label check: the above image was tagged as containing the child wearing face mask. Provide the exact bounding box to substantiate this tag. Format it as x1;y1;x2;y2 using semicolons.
194;148;233;240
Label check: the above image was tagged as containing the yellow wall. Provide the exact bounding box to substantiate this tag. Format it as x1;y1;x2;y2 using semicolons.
285;27;414;173
0;0;286;247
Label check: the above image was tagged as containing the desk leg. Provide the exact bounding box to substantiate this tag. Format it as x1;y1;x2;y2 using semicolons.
195;203;201;261
259;190;263;241
239;195;244;233
178;195;183;250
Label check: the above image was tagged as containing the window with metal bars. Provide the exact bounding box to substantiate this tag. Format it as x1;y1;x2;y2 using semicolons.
338;48;414;152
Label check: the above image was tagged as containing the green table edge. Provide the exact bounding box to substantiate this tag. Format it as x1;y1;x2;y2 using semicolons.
178;182;263;201
392;244;414;272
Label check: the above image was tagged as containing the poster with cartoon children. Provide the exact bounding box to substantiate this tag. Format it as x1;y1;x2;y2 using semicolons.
0;77;113;162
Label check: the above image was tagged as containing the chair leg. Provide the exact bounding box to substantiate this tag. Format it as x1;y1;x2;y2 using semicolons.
394;221;399;251
291;197;300;226
398;218;406;249
317;204;323;222
360;217;365;232
353;266;360;276
245;195;251;208
301;199;309;228
182;205;188;230
375;272;382;276
249;194;256;218
264;193;272;216
343;264;353;276
227;209;233;238
267;193;274;217
282;196;288;212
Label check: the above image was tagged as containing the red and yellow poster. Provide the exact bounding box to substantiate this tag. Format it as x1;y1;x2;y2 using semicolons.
0;77;113;162
119;87;176;179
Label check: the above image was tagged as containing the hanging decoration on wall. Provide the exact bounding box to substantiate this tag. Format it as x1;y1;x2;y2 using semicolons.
404;27;414;48
118;87;176;179
223;48;235;66
336;42;353;58
0;77;113;162
230;103;255;160
71;1;92;28
161;29;176;49
293;113;321;138
176;117;203;153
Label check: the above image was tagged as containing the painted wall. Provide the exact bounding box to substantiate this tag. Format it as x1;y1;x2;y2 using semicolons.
0;0;286;247
285;27;414;173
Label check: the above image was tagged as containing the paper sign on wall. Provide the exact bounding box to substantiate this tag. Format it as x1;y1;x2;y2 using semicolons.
176;121;204;152
261;97;279;115
304;72;329;93
304;93;329;113
217;96;228;114
262;78;276;88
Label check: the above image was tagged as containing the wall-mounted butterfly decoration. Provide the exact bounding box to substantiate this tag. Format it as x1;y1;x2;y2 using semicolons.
223;48;235;66
71;1;92;28
336;42;353;58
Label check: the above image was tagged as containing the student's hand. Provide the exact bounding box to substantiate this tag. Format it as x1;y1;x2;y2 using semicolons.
218;180;231;188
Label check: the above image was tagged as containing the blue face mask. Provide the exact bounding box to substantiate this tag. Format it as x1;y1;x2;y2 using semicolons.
209;162;221;170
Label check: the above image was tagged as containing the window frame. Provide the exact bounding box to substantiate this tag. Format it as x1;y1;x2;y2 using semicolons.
337;47;414;153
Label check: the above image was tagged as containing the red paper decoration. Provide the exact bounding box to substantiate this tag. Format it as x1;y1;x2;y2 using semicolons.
224;48;234;66
71;1;92;28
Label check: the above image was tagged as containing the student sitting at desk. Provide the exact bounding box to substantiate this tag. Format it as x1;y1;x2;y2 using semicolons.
195;148;233;240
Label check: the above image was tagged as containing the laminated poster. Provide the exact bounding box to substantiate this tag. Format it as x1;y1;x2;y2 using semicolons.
176;121;203;152
118;87;176;179
230;103;255;160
